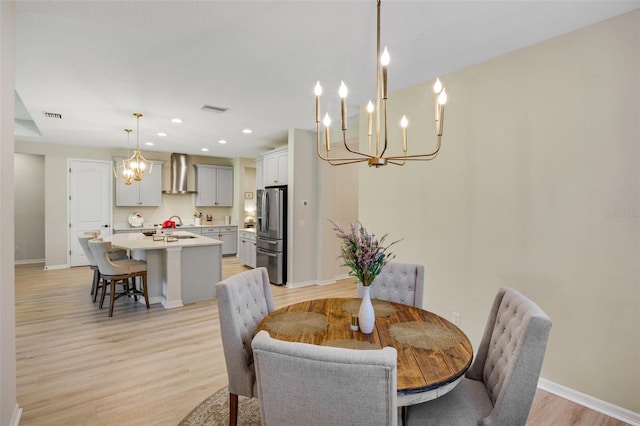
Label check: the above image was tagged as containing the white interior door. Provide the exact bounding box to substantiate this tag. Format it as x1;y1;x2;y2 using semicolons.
69;159;112;267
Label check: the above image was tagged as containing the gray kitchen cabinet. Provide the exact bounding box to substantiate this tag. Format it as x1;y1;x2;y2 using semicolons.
115;160;163;206
238;229;256;268
201;226;237;255
194;164;234;207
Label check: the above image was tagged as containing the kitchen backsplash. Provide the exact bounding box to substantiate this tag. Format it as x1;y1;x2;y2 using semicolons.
113;193;233;227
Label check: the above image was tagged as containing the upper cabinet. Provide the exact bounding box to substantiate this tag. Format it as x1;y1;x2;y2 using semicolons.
263;147;288;186
115;160;163;206
256;157;264;190
194;164;234;207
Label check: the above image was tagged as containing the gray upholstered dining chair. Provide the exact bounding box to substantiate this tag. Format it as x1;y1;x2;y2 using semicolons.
358;262;425;308
252;330;398;426
405;287;552;426
88;239;149;317
215;267;275;426
78;233;128;301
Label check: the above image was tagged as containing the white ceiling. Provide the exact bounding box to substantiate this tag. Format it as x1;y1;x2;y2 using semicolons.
15;0;639;159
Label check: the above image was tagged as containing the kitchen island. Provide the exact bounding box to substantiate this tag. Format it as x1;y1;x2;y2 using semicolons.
105;231;222;308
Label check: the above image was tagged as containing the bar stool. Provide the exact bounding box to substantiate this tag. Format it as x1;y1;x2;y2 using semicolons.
89;239;149;317
78;233;129;302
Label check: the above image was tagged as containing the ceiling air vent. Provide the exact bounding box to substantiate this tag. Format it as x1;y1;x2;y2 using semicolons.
201;104;228;113
42;111;63;119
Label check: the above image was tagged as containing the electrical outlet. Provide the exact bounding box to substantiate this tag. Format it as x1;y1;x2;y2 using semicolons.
452;312;461;326
14;246;18;253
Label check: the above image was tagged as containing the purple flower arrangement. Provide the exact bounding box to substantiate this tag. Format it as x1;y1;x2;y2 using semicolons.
330;220;400;286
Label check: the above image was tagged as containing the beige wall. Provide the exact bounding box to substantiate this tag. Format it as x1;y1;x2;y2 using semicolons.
14;153;45;262
288;128;319;286
0;1;18;423
358;11;639;412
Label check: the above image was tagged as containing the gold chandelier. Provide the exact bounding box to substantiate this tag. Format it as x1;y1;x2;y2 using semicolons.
314;0;447;167
113;128;134;185
124;113;153;181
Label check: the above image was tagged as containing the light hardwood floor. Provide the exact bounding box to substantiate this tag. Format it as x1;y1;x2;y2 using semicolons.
15;259;628;425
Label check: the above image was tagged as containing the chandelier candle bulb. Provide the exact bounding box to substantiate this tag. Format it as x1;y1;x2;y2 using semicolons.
339;81;348;130
367;101;374;136
437;89;447;136
433;78;443;122
401;115;408;152
381;47;390;99
323;113;331;151
314;81;322;123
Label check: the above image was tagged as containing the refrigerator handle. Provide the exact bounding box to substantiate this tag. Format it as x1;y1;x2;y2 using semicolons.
257;190;265;233
264;191;269;232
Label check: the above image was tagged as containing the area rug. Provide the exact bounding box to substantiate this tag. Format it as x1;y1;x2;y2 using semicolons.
179;386;261;426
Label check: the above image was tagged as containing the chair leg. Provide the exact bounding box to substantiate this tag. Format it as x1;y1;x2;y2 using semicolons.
99;278;108;309
109;279;117;317
141;273;150;309
90;269;98;296
92;271;101;302
229;393;238;426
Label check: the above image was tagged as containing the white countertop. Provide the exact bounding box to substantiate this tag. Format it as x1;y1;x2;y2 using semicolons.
106;231;223;250
113;224;237;232
239;228;256;233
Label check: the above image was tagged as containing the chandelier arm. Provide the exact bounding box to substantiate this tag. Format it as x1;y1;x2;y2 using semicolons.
387;154;439;162
385;134;442;160
315;123;371;164
341;130;374;158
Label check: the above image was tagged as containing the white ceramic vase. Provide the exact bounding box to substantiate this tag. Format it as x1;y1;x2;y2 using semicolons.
358;285;375;334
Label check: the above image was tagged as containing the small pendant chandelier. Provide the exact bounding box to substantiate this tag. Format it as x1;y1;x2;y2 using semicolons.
123;113;153;181
314;0;448;167
113;128;135;185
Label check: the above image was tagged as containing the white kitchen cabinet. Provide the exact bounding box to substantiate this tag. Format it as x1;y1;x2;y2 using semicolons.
238;229;256;268
201;226;237;256
263;147;288;186
255;157;264;190
115;160;163;206
194;164;234;207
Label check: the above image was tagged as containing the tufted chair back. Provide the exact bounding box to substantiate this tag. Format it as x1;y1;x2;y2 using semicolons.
466;288;552;425
252;330;398;426
215;267;275;425
358;262;425;308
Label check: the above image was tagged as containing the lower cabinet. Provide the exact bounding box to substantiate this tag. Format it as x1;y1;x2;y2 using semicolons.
201;226;237;256
238;230;256;268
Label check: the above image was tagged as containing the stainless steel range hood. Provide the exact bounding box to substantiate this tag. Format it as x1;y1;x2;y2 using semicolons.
163;153;196;194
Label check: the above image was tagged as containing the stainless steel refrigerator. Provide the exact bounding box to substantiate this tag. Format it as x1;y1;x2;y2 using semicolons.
256;185;287;285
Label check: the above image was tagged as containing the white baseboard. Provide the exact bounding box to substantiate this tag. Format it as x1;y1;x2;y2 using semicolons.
286;273;353;289
43;264;68;270
538;378;640;425
10;403;22;426
14;258;45;265
161;299;183;309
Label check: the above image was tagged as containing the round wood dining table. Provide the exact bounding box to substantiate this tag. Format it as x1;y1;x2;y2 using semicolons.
255;297;473;406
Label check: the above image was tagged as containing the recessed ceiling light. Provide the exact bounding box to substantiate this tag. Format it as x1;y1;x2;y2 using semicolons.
218;140;227;144
145;142;154;146
201;148;209;152
171;118;183;124
242;129;252;134
157;132;167;137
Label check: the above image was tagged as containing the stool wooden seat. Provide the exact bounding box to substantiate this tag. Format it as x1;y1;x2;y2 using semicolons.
89;239;149;317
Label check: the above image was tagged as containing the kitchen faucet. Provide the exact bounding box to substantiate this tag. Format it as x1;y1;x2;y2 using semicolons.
168;215;183;226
